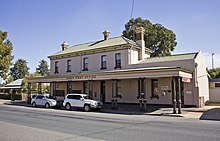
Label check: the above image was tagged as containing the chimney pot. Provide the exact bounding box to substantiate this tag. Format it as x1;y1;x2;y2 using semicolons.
61;41;69;51
103;30;110;40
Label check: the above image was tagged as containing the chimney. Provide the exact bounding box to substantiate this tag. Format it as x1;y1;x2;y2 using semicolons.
102;30;110;40
135;27;145;60
61;41;69;51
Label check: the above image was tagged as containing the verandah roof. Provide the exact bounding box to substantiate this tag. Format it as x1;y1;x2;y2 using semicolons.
28;66;192;83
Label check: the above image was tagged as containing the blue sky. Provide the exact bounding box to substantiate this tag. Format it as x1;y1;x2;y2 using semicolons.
1;0;220;80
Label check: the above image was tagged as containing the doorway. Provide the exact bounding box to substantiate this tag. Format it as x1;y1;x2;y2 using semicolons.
100;81;106;103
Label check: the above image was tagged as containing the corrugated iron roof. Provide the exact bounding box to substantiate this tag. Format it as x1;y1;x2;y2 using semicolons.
138;52;198;64
209;78;220;82
49;36;151;58
5;79;23;87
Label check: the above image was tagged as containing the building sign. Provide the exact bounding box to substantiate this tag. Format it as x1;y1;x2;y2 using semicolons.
182;77;191;83
185;91;192;95
66;75;96;80
161;86;169;91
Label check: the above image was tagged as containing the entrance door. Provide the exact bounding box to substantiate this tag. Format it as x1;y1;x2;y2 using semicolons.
100;81;105;103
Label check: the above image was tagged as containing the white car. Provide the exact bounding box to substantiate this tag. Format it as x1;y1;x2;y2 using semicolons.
63;94;102;111
31;94;57;108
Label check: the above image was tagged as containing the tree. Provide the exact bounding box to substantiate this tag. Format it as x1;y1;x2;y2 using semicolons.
6;76;14;84
35;59;49;76
208;68;220;79
0;31;13;79
122;17;177;57
22;73;41;93
10;59;29;80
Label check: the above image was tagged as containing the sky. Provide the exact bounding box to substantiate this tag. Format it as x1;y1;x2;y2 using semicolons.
1;0;220;83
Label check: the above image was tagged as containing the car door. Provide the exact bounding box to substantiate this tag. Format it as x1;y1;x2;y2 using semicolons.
72;95;84;107
76;95;84;107
35;95;44;105
41;96;47;106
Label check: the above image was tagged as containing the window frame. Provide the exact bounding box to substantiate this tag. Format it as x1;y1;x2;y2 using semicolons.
100;55;107;69
114;53;122;69
151;79;159;99
67;59;71;72
83;57;88;71
215;83;220;87
54;61;59;74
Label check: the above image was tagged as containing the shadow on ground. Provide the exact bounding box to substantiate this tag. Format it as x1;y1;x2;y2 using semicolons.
4;101;172;115
99;103;171;115
200;108;220;121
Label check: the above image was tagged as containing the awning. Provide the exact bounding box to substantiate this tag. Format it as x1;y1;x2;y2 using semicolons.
28;66;192;83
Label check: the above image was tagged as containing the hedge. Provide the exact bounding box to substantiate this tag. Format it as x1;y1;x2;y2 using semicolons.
0;93;22;100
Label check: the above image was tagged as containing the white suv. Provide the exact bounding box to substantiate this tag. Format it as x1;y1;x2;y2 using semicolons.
63;94;102;111
31;94;57;108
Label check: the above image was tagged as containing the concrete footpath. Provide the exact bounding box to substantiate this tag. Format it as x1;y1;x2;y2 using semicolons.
1;100;220;121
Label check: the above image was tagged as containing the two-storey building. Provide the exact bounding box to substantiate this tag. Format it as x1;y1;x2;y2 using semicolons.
28;27;209;109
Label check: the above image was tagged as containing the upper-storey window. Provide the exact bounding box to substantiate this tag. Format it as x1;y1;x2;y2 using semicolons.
115;53;122;69
83;57;88;71
54;61;59;74
101;55;107;69
67;60;71;72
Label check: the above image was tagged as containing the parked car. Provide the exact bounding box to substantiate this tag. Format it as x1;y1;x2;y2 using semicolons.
63;94;102;111
31;94;57;108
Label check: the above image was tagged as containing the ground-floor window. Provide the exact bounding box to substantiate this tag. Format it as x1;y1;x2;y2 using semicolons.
215;83;220;87
151;79;159;99
54;90;65;97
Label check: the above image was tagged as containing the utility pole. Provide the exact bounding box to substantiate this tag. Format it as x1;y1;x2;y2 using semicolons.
212;53;215;69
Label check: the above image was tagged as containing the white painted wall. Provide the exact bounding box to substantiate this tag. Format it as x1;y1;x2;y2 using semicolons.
194;52;209;104
209;82;220;102
50;49;128;75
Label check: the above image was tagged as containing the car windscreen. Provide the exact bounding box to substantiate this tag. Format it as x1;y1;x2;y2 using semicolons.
83;96;92;100
45;95;56;99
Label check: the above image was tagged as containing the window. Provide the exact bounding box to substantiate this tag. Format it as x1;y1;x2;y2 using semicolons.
67;95;82;100
83;57;88;71
36;95;44;99
54;61;59;73
151;79;159;99
215;83;220;87
67;60;71;72
115;53;121;69
101;55;107;69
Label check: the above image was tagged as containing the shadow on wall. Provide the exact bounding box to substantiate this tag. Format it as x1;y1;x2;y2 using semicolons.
200;108;220;121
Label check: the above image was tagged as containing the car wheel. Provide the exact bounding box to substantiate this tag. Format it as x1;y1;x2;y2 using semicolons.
32;102;36;107
65;103;71;110
45;103;50;108
84;104;91;112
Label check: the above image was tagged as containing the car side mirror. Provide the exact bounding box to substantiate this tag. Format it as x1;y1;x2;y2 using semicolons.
80;98;84;101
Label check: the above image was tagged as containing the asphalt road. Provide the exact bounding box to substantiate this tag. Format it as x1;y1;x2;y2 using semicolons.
0;104;220;141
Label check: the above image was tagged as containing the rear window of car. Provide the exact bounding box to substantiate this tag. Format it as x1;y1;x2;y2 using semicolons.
32;95;36;98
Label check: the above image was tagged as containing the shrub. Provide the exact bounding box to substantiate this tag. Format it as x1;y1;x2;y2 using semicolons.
0;93;22;100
